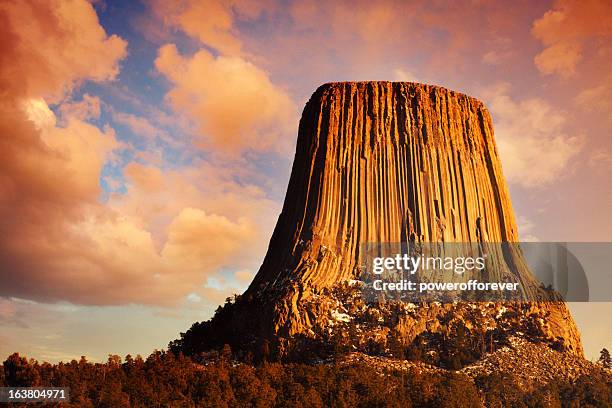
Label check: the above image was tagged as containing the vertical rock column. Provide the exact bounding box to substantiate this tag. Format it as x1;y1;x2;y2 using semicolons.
250;82;523;293
232;81;581;355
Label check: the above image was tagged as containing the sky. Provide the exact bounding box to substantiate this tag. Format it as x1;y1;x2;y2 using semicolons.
0;0;610;362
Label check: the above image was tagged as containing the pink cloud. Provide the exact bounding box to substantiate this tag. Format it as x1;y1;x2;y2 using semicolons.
532;0;612;77
482;83;584;187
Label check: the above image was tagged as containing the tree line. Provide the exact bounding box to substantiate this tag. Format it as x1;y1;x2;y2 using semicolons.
2;347;611;407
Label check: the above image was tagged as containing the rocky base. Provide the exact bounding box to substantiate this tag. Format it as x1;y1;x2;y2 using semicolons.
171;283;583;364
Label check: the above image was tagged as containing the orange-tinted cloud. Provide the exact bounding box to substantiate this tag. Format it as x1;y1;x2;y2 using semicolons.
278;0;534;81
161;207;257;274
112;111;172;144
574;75;612;113
112;161;278;246
150;0;274;56
0;0;271;307
1;97;272;306
234;269;255;284
152;0;241;55
59;94;102;121
532;0;612;77
155;44;295;154
0;0;127;100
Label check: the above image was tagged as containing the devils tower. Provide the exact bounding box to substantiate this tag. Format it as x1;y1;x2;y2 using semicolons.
173;82;583;360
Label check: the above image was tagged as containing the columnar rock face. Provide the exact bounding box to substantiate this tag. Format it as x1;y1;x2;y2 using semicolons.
249;82;522;295
246;82;579;348
249;82;518;292
176;82;583;357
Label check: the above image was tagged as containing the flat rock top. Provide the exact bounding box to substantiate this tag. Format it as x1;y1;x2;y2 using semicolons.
314;81;483;106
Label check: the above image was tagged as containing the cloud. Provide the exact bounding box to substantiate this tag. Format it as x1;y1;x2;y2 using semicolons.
0;96;276;306
393;68;419;82
482;49;514;66
532;0;612;78
59;94;101;121
152;0;240;55
534;43;581;78
574;76;612;113
0;0;127;100
0;298;17;320
588;151;612;171
0;0;274;307
0;1;132;306
112;111;171;143
0;99;118;300
112;160;279;245
516;216;540;242
150;0;273;56
162;208;256;273
155;44;295;154
1;98;119;206
234;269;255;284
53;206;258;305
482;83;584;188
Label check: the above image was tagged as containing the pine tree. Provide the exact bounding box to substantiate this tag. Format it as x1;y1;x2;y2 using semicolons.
598;348;611;369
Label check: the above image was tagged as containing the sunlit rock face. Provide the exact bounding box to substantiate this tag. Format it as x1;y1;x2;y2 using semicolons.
250;81;521;291
177;82;583;357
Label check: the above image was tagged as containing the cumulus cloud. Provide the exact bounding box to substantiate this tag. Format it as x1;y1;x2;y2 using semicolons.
112;161;278;244
161;208;256;274
155;44;295;154
0;99;271;306
0;99;115;299
0;0;273;307
1;92;275;306
0;0;127;100
150;0;273;56
482;84;584;188
51;206;258;305
534;43;581;78
149;1;301;156
532;0;612;77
